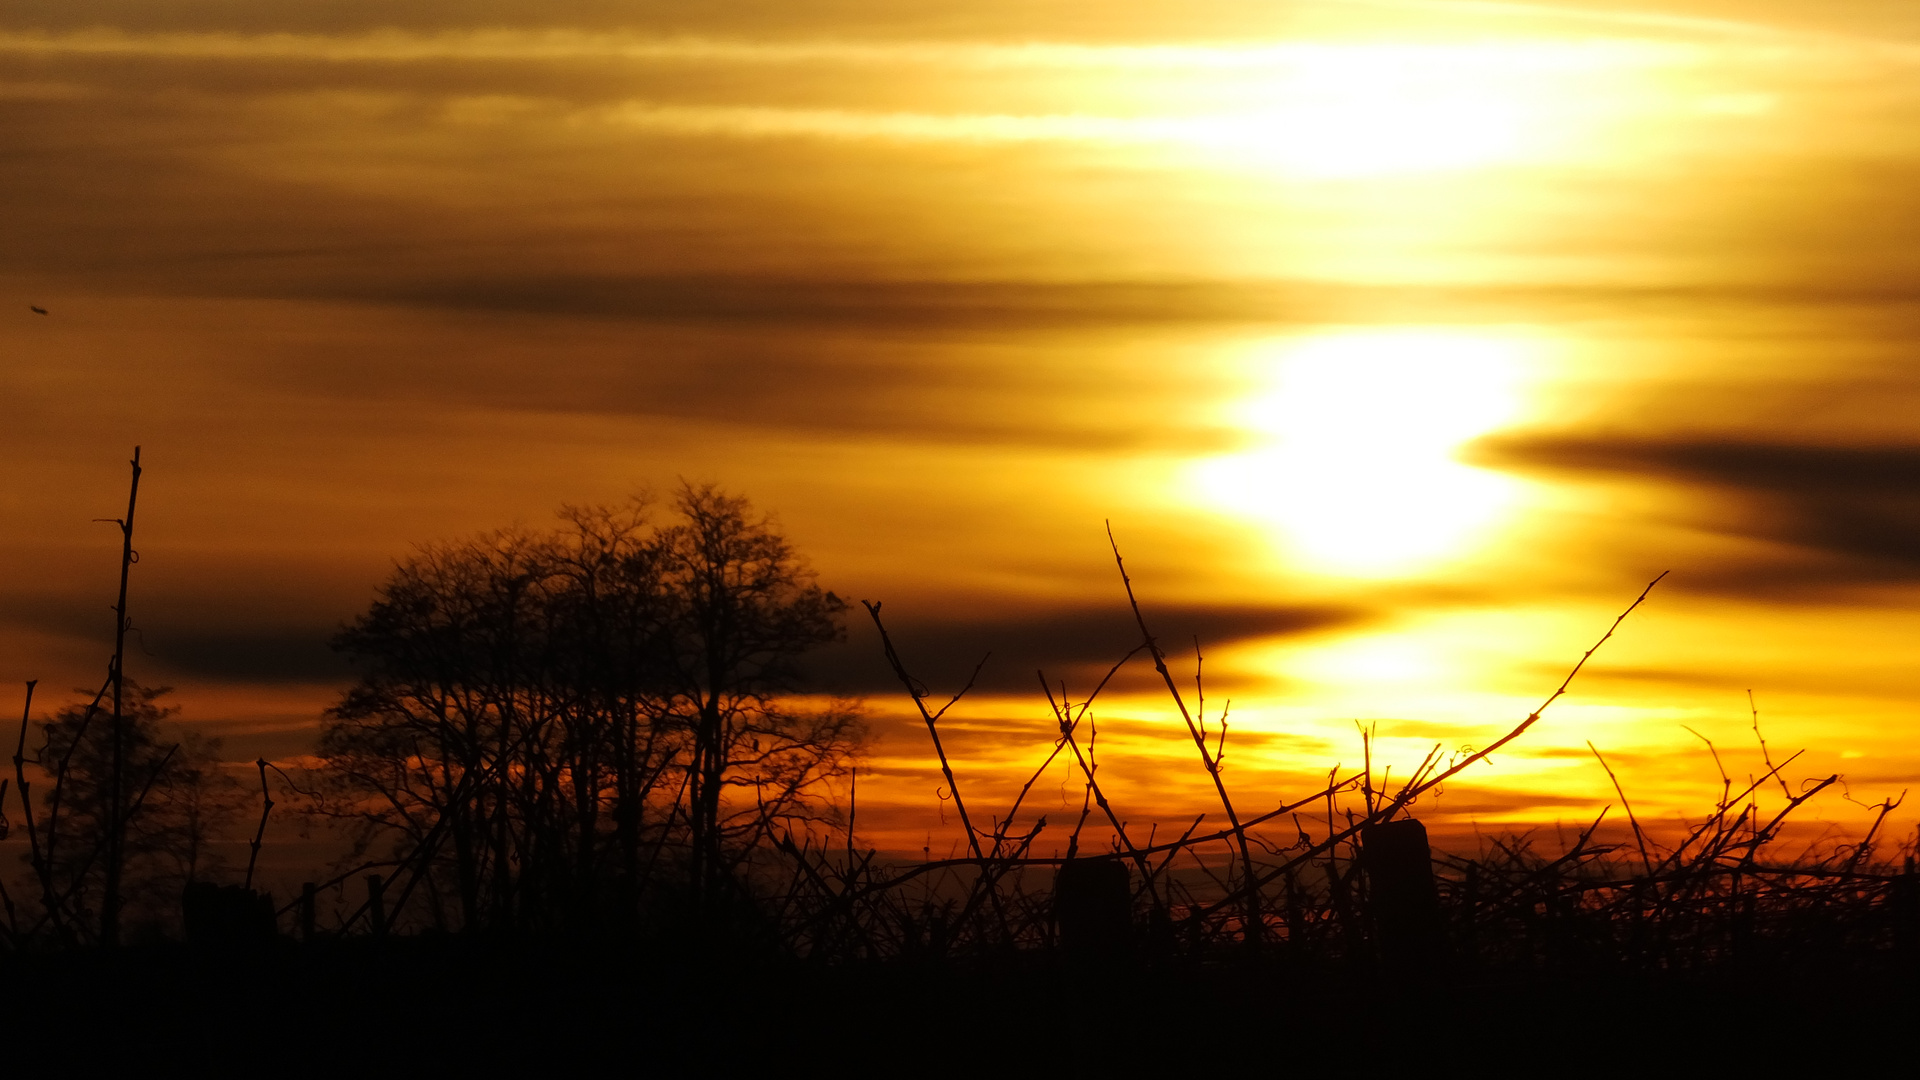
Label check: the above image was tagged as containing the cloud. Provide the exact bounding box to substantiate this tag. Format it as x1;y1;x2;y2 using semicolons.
1412;788;1607;816
0;0;1701;44
1470;434;1920;594
11;4;1920;327
0;591;349;685
807;599;1370;695
0;562;1367;693
0;286;1259;455
145;626;351;683
0;27;1536;70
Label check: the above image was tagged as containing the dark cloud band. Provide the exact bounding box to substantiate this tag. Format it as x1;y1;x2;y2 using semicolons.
1472;434;1920;592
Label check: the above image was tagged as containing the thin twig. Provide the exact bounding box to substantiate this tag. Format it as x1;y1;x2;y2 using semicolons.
1588;742;1654;878
1106;523;1261;937
245;757;274;890
862;601;985;860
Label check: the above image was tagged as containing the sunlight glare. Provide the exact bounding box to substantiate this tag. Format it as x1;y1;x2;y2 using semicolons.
1172;44;1662;178
1196;330;1535;577
1217;63;1526;177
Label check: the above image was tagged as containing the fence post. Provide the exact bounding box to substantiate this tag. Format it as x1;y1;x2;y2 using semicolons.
1894;868;1918;962
1283;866;1307;954
1054;858;1132;963
299;881;317;943
1460;862;1479;968
367;874;387;939
1361;818;1444;973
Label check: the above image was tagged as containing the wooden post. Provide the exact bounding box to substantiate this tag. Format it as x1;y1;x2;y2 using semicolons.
1055;858;1132;963
1460;862;1479;967
1361;818;1444;973
1893;869;1917;962
1283;866;1306;953
182;881;277;951
367;874;387;939
299;881;317;943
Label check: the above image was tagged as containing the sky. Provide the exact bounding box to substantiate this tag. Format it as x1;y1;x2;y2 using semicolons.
6;0;1920;857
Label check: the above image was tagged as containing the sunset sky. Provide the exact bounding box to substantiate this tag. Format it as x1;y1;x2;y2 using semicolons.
6;0;1920;857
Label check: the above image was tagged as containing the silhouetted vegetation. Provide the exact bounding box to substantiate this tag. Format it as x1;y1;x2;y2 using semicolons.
756;562;1920;986
1;449;243;947
5;452;1920;1059
24;682;238;943
305;484;862;939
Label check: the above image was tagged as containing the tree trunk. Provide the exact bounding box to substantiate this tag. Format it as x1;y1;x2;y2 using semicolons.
101;446;141;947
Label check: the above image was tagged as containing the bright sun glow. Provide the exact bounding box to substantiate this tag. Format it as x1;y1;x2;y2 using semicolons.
1195;329;1535;576
1171;43;1663;178
1204;56;1527;177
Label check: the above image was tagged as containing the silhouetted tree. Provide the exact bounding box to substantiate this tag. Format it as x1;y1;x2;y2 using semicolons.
314;485;861;937
28;681;241;942
320;523;589;932
657;485;856;921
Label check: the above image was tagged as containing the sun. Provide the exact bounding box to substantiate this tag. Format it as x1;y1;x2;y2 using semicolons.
1116;38;1690;181
1231;49;1529;178
1194;329;1536;577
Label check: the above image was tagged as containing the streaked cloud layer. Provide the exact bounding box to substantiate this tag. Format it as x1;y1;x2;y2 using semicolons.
6;0;1920;852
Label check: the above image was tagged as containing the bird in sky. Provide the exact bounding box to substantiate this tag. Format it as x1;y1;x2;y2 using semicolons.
29;305;47;315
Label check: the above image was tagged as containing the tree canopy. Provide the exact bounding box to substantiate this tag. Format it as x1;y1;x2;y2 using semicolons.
313;485;861;936
22;681;239;944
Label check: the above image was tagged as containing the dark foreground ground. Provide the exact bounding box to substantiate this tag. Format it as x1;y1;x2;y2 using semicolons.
6;937;1911;1073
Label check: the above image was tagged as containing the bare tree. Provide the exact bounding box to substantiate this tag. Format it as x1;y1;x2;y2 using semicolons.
656;484;858;923
312;486;862;936
27;682;242;942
